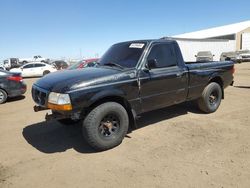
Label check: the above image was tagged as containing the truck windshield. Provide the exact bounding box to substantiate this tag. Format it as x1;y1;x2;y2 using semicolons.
99;42;146;68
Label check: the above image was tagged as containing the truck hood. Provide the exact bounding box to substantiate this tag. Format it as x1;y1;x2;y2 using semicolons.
34;67;136;93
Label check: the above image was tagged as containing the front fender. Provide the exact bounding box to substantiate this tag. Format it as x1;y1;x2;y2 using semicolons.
88;88;126;106
70;87;127;110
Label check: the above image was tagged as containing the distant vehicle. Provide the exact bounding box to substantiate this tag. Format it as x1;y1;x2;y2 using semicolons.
67;58;99;70
239;50;250;62
0;66;6;70
51;60;69;70
19;55;48;65
10;62;57;77
0;70;26;104
195;51;214;62
1;58;20;70
0;62;6;70
220;51;241;63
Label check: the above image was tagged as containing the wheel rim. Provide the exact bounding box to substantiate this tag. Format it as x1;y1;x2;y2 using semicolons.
0;91;4;102
0;91;5;102
209;90;219;106
98;114;120;138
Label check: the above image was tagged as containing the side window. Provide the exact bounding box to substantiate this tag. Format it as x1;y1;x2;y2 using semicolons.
34;64;45;68
87;62;95;67
23;64;34;69
147;43;177;68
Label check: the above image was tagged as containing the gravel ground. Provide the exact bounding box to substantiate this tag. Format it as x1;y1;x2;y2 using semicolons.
0;63;250;188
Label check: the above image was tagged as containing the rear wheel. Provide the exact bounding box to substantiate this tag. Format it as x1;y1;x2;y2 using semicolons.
0;89;7;104
197;82;222;113
82;102;129;151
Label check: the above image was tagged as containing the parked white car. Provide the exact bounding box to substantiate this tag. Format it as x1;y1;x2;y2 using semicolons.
10;62;57;77
19;55;48;64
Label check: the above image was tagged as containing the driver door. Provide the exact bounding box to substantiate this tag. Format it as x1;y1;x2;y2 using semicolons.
139;42;188;113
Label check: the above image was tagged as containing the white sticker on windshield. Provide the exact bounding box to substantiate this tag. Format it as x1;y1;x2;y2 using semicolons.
129;43;145;49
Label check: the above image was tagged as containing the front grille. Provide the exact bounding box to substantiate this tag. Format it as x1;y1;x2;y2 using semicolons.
32;85;49;107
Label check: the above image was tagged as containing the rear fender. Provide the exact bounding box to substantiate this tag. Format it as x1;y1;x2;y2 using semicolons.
208;74;224;99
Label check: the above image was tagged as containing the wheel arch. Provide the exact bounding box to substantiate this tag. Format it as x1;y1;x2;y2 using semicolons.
0;87;8;95
86;94;136;130
208;76;224;99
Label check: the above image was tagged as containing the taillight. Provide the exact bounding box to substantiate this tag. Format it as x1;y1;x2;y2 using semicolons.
231;65;235;74
7;76;23;82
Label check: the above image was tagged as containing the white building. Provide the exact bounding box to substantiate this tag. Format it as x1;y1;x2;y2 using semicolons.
169;20;250;61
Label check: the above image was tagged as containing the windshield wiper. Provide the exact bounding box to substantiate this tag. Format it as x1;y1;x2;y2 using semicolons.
103;62;124;69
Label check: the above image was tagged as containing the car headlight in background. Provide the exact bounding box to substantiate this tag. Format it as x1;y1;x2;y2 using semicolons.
48;92;72;111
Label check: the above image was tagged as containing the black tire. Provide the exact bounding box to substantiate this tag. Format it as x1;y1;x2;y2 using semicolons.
82;102;129;151
197;82;222;113
43;70;50;76
0;89;7;104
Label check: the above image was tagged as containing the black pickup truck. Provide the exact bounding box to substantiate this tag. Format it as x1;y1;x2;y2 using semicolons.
32;39;234;151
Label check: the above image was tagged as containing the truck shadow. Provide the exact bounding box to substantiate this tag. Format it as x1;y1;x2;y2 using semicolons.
22;102;201;154
135;102;200;130
234;86;250;89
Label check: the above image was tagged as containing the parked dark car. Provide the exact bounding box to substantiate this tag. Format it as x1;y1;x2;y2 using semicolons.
0;70;26;104
51;60;69;70
32;39;234;151
195;51;214;62
67;58;99;70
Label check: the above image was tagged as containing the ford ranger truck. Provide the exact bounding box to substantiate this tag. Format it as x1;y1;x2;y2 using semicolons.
32;39;234;151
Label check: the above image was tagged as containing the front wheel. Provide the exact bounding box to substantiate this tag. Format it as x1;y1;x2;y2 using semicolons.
82;102;129;151
197;82;222;113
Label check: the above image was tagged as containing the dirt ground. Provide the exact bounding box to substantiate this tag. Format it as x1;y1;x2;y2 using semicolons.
0;63;250;188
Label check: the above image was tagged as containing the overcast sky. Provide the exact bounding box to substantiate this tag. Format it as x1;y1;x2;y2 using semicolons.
1;0;250;60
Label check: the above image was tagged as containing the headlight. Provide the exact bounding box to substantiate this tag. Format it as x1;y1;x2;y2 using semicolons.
48;92;72;111
48;92;71;105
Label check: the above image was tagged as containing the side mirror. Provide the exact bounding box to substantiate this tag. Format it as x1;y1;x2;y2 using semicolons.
146;59;157;70
195;55;197;57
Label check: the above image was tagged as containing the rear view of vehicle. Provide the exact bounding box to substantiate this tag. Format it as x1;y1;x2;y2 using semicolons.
0;70;26;104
